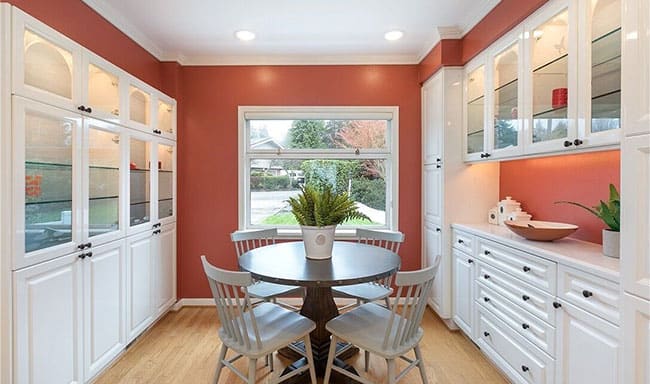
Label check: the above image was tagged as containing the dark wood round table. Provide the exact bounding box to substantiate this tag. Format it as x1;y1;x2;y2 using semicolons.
239;241;401;383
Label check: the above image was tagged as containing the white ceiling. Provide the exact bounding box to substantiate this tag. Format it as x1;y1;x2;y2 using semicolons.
82;0;501;65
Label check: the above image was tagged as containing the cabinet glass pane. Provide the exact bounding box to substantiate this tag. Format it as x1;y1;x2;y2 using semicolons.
493;43;519;150
88;64;120;118
467;66;485;154
158;101;173;135
532;10;569;143
129;86;150;125
158;144;173;219
24;30;73;99
130;138;150;226
591;0;621;133
88;128;120;237
25;111;74;252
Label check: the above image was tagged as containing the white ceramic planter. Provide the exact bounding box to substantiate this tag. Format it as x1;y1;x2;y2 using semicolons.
301;225;336;260
602;229;620;258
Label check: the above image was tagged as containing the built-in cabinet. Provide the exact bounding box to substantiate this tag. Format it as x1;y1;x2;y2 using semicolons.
452;225;621;384
620;0;650;382
421;68;498;325
2;6;177;384
463;0;622;161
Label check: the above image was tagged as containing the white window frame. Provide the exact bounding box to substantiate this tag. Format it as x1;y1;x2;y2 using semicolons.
238;106;399;238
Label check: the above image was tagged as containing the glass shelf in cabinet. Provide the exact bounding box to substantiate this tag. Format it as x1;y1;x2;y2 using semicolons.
532;54;568;74
533;105;568;119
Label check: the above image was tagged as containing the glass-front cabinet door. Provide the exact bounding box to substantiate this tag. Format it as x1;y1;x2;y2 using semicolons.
156;96;176;140
464;58;487;161
84;119;124;245
12;8;81;111
13;97;82;269
128;133;154;234
156;141;176;225
581;0;621;146
83;53;124;124
526;4;577;154
127;83;152;132
490;30;524;158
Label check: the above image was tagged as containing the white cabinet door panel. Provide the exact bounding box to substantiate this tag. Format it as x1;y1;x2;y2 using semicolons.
453;249;474;337
126;231;153;342
622;293;650;384
153;224;176;316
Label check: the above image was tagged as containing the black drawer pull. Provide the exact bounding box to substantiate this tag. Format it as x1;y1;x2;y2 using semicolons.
484;250;491;255
522;266;531;272
521;365;529;372
564;140;573;147
457;239;464;244
483;297;490;303
522;323;530;330
553;301;562;309
467;259;474;264
582;290;593;298
78;253;86;259
483;331;490;337
483;274;490;280
85;252;93;258
522;295;530;301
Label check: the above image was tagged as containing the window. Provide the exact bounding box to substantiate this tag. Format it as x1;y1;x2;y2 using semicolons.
238;106;399;235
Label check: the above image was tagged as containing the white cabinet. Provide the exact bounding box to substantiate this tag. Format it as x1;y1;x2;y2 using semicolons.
423;224;443;313
82;240;125;380
126;230;154;342
13;253;83;384
622;292;650;384
153;223;176;316
555;300;621;384
82;52;126;124
452;247;475;336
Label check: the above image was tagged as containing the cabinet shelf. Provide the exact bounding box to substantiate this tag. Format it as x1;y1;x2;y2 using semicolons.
89;195;119;201
533;106;568;119
158;169;173;174
158;198;173;202
533;54;568;74
26;199;72;206
26;161;71;168
468;95;485;105
130;201;150;206
467;130;485;137
494;78;518;93
130;168;150;173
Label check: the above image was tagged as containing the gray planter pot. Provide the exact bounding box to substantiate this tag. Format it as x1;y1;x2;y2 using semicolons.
602;229;620;258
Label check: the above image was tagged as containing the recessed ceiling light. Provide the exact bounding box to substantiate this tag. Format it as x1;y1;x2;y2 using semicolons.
384;30;404;41
235;30;255;41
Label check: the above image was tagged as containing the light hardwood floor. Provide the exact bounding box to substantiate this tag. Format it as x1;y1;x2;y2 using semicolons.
96;307;507;384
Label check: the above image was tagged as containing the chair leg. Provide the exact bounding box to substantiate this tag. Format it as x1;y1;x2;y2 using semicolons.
303;335;317;384
384;296;391;309
414;345;429;384
269;352;274;372
248;358;257;384
386;358;396;384
323;335;338;384
214;344;228;384
364;350;370;372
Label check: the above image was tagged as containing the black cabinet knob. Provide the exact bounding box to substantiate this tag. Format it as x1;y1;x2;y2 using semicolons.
582;290;593;298
77;105;86;112
483;274;490;280
480;153;492;158
483;331;490;337
564;140;573;147
521;365;529;372
435;228;441;232
85;252;93;258
553;301;562;309
480;153;486;158
436;164;441;168
77;244;85;250
78;253;86;259
522;323;530;330
483;297;490;303
523;266;531;272
467;259;474;264
457;239;464;244
484;250;491;255
574;139;583;146
436;158;441;162
484;153;491;158
522;294;530;301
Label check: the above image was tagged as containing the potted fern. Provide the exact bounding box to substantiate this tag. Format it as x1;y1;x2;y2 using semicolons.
288;185;369;259
556;184;620;258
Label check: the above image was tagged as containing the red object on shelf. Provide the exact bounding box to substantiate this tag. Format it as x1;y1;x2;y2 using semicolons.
129;162;137;170
552;88;568;109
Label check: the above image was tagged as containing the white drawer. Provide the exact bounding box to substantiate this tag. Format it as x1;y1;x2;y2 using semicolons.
452;229;474;255
478;238;557;294
477;305;555;384
557;265;620;325
477;281;556;356
476;261;556;325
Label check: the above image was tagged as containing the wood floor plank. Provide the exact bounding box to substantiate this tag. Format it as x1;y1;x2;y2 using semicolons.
95;307;507;384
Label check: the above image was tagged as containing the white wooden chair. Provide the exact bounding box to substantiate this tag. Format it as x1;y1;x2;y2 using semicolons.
323;262;440;384
332;229;404;308
201;256;317;384
231;229;303;309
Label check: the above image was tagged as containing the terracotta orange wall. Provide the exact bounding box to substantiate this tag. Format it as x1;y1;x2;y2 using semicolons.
418;39;463;83
177;65;422;298
3;0;163;89
500;151;621;244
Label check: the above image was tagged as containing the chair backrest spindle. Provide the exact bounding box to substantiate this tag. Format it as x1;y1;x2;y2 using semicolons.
231;229;277;257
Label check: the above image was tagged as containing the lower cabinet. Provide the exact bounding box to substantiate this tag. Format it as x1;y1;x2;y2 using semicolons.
423;223;445;315
126;230;154;341
14;253;83;384
153;224;176;317
452;248;474;336
555;300;621;384
622;293;649;384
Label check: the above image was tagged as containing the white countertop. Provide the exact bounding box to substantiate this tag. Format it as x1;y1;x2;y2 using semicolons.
452;222;620;281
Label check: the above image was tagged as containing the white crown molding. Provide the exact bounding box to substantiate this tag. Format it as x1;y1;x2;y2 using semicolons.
414;26;464;62
81;0;166;60
459;0;502;35
181;53;421;66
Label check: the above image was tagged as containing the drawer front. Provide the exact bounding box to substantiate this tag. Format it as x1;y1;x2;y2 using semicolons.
476;261;556;325
478;238;557;294
477;281;556;356
558;265;620;325
477;305;554;384
452;230;474;255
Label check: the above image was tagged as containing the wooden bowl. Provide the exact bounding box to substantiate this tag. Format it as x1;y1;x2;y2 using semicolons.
504;220;578;241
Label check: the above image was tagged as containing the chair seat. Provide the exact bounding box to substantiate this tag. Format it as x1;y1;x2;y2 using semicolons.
326;303;423;359
248;281;302;300
332;283;392;302
220;303;315;358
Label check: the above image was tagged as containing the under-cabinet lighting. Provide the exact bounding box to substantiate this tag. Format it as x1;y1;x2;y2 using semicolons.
533;30;544;40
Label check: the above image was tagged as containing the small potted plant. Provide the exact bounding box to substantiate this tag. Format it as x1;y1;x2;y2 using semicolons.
288;185;369;260
556;184;620;258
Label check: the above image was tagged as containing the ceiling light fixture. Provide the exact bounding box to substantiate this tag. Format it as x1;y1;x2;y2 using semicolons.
384;30;404;41
235;30;255;41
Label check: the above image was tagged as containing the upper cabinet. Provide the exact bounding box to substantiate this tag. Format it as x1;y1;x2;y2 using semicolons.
463;0;621;162
11;8;177;140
